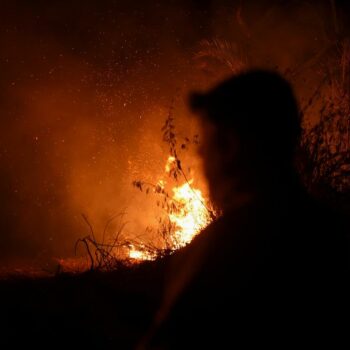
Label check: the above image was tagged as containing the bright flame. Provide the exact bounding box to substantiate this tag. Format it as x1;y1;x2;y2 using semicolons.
128;244;155;261
129;156;213;260
169;181;212;248
165;156;176;173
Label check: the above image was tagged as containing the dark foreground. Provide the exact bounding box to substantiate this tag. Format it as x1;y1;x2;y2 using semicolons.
0;260;166;349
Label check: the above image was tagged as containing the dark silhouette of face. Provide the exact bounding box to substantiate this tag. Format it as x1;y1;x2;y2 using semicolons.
190;70;301;212
198;117;242;211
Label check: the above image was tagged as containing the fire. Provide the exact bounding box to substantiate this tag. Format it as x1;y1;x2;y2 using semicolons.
129;244;155;261
165;156;176;173
169;181;212;248
129;156;213;260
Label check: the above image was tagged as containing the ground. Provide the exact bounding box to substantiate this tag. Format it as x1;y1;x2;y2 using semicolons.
0;260;166;349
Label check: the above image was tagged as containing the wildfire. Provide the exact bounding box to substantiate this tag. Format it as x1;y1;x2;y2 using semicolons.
129;156;213;260
169;181;212;248
128;244;155;261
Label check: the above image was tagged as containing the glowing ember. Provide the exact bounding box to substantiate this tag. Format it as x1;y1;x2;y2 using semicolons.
169;181;212;248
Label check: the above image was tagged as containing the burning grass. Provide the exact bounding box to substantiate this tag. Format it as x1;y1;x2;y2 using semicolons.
73;107;216;271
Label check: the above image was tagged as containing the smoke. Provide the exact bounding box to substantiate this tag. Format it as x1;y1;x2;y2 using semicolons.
0;0;347;266
0;1;200;265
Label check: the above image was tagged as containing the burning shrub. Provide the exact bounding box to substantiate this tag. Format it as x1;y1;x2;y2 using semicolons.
74;104;216;271
130;104;216;259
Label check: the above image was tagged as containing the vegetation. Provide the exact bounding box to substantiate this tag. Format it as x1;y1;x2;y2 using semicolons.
74;99;215;271
300;39;350;200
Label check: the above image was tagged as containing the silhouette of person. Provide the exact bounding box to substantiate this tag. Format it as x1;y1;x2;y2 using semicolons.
139;70;350;349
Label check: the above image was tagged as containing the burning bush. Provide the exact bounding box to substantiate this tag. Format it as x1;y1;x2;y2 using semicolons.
129;104;216;260
73;104;216;271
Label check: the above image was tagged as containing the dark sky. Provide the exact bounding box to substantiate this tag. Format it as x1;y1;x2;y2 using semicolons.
0;0;348;266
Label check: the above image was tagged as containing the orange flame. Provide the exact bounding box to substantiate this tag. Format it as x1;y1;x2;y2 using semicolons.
129;156;213;260
169;180;211;248
165;156;176;173
128;244;155;261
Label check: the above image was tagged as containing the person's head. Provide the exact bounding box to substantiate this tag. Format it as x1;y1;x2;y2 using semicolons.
190;70;301;211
